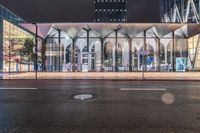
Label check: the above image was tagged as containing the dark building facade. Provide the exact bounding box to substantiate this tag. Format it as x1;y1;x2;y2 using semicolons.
94;0;127;22
160;0;200;23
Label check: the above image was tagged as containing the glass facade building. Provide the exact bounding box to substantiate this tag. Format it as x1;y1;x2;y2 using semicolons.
20;23;200;73
2;19;38;72
0;5;27;73
1;4;200;80
94;0;127;22
160;0;200;23
0;5;43;74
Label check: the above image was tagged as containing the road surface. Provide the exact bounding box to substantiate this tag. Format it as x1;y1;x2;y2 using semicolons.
0;80;199;133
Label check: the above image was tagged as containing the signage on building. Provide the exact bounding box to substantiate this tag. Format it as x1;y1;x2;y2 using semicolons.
176;58;187;72
147;56;154;65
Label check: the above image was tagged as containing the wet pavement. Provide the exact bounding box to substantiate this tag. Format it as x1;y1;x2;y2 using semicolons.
0;80;200;133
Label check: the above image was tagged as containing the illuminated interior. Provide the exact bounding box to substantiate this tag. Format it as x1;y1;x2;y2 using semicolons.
19;23;200;72
3;19;35;72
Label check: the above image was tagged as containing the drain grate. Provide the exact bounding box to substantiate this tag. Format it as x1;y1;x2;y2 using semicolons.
73;94;93;100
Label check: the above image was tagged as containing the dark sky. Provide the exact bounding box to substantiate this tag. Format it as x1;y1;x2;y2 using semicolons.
0;0;160;23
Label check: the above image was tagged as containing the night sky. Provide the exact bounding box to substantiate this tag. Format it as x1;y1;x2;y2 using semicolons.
0;0;160;23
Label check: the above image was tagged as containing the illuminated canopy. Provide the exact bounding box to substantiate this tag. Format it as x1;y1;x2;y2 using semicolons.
20;23;200;39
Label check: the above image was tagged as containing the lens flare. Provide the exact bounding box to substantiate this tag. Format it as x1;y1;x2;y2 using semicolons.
161;93;175;105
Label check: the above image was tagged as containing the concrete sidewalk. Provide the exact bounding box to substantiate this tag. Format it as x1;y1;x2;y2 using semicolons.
2;72;200;80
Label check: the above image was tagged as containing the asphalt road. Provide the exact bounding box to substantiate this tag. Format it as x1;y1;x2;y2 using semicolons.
0;80;200;133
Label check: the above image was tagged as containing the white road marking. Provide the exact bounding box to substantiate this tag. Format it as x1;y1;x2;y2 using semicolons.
0;88;37;90
120;88;167;91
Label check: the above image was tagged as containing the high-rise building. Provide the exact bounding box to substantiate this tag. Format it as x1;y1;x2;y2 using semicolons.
160;0;200;23
94;0;127;22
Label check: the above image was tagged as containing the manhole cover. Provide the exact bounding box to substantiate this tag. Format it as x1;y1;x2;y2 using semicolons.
73;94;93;100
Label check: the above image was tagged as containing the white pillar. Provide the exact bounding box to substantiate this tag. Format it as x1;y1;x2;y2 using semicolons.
113;46;115;67
88;53;91;70
49;43;52;70
63;47;66;64
138;54;140;71
95;42;101;71
79;52;82;71
165;46;168;64
132;47;135;68
95;52;101;71
154;50;157;71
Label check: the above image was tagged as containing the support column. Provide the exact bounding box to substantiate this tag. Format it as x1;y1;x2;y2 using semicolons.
85;28;91;71
58;29;61;72
88;52;91;70
193;35;200;70
86;29;90;52
63;46;66;64
114;29;118;72
50;38;53;71
165;46;168;64
143;30;147;71
172;31;175;72
72;38;76;72
129;38;132;72
138;54;140;71
101;37;104;71
42;39;47;72
132;47;135;70
157;37;161;72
